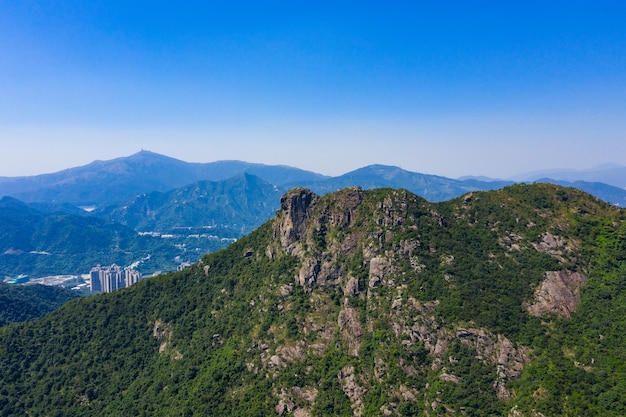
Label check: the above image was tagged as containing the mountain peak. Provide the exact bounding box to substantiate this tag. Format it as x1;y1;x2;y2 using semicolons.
1;184;626;415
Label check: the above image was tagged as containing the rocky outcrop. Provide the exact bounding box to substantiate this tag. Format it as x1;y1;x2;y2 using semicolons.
338;299;363;356
338;365;367;417
532;233;580;264
274;386;317;416
276;342;306;363
274;187;364;257
368;256;391;288
297;258;320;288
153;319;183;360
272;187;365;291
455;328;530;400
264;186;604;413
389;297;531;400
526;270;588;318
275;188;318;255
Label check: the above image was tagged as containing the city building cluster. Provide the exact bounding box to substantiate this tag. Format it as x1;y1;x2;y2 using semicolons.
89;264;142;293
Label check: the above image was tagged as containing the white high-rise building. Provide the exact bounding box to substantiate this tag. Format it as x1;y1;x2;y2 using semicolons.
90;264;142;293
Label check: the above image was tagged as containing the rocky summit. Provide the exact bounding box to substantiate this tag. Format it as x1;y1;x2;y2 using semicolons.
1;183;625;416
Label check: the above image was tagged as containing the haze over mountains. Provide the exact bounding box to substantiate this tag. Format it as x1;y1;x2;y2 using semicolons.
1;150;625;278
1;150;624;207
0;151;327;206
0;195;210;277
511;164;626;189
97;173;282;233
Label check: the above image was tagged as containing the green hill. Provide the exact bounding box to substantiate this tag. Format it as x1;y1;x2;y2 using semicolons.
1;184;625;416
0;282;80;327
98;173;282;233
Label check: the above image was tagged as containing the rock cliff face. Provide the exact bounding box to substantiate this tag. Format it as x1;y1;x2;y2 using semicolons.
266;188;585;416
275;188;318;255
526;270;587;318
261;185;608;415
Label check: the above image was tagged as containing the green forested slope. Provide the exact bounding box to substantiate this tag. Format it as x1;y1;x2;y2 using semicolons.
0;283;80;327
97;173;282;233
0;184;625;416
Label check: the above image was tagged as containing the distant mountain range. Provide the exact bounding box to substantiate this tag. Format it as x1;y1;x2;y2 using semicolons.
1;151;625;277
0;196;232;277
2;150;624;208
0;150;327;205
512;164;626;189
93;163;521;233
530;178;626;207
0;196;145;276
293;164;515;202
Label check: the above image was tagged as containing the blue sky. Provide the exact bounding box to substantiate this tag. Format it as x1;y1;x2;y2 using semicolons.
1;1;624;178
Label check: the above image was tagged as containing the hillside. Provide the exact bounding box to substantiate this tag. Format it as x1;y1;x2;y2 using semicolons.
97;173;282;233
0;184;625;416
302;165;626;206
533;178;626;207
0;282;80;327
0;174;282;277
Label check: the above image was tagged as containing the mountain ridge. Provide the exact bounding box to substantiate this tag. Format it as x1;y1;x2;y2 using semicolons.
2;151;624;207
2;152;625;278
1;183;625;415
0;196;233;277
97;172;282;233
512;164;626;189
0;150;328;205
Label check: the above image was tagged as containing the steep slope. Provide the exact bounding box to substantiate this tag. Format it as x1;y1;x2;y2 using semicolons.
98;173;283;233
0;150;327;205
0;282;80;327
1;184;625;416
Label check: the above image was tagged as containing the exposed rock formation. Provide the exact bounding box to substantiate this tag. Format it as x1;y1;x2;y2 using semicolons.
275;188;318;255
338;365;367;417
532;233;580;264
254;185;613;414
455;328;530;400
338;299;363;357
526;270;588;318
153;319;183;360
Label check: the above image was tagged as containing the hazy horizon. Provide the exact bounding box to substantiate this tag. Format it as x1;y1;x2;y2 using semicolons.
1;2;624;178
1;149;625;182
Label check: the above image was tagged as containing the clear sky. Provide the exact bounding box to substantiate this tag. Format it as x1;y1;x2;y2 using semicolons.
1;1;625;178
